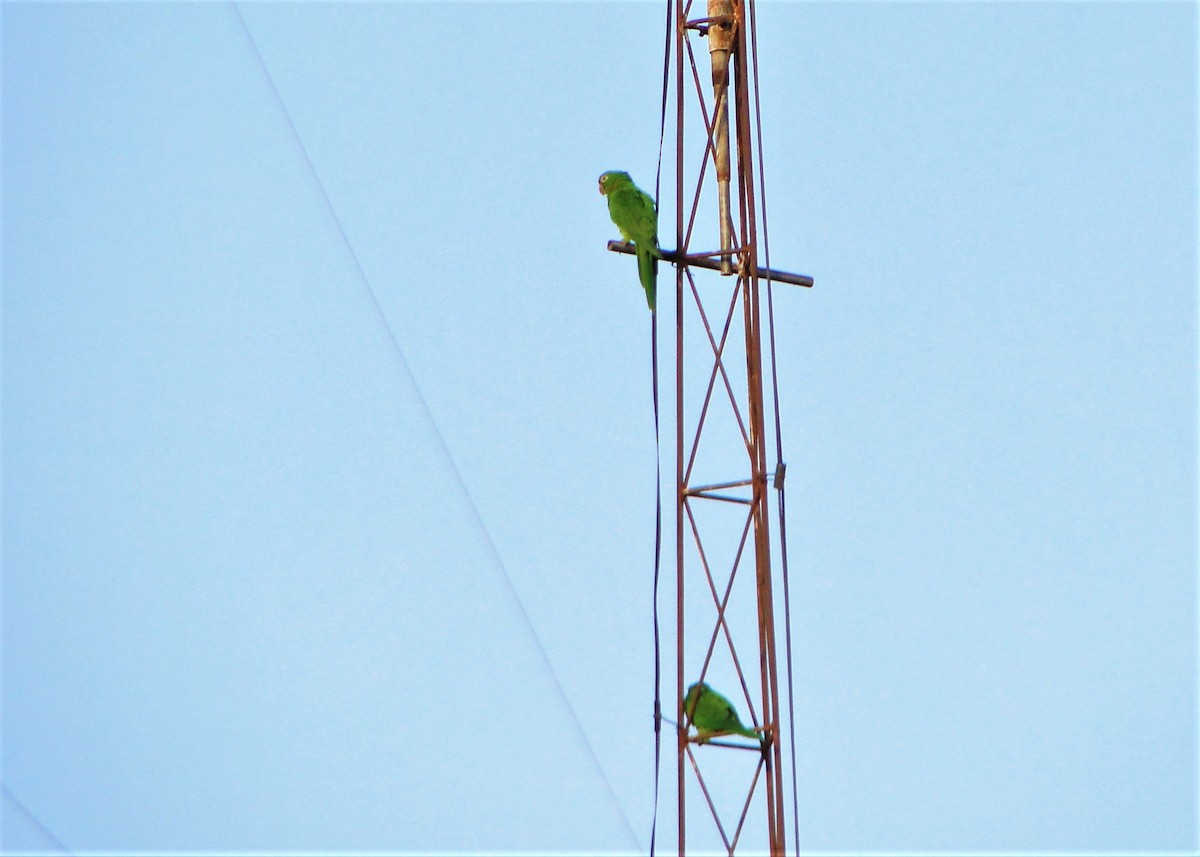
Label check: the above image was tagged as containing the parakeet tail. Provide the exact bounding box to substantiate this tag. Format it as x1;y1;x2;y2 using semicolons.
637;245;657;312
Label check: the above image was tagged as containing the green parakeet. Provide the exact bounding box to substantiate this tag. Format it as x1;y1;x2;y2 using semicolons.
684;681;761;742
598;170;660;311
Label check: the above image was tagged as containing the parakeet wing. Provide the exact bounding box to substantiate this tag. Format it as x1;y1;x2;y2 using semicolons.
608;185;658;248
609;186;658;309
599;171;660;311
686;682;759;739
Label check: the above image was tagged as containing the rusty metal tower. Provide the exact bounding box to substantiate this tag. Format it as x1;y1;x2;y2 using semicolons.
612;1;813;854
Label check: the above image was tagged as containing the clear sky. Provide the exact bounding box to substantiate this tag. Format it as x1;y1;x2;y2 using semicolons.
2;1;1196;855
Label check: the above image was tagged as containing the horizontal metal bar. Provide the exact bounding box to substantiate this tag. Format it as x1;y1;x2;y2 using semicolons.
607;240;813;288
686;736;765;750
684;15;732;34
688;478;754;492
686;15;732;27
683;491;752;505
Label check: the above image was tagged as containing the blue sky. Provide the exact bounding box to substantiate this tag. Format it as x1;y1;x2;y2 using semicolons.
3;2;1196;854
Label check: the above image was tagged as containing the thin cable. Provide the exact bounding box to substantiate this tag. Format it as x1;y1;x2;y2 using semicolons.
747;2;801;854
650;4;672;856
231;5;641;849
650;313;663;857
2;784;73;855
654;0;673;207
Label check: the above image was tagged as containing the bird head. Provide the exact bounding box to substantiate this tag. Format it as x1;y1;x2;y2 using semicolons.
598;170;633;196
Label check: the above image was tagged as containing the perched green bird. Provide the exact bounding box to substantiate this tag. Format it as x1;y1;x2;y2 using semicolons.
684;681;762;743
598;170;660;311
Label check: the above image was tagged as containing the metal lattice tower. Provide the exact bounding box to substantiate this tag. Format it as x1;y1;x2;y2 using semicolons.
608;1;814;854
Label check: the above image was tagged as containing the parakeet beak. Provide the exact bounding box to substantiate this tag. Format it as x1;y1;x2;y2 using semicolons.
598;180;605;195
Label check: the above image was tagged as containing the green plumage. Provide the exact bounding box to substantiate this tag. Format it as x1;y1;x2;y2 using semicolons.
684;681;761;743
598;170;660;311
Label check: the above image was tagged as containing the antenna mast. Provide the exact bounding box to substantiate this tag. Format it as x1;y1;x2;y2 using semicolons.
609;2;811;851
671;0;809;853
